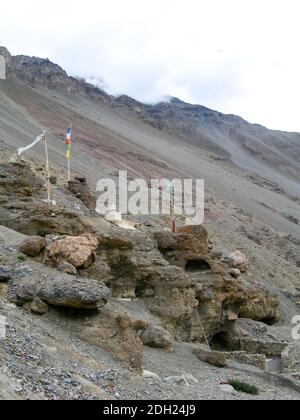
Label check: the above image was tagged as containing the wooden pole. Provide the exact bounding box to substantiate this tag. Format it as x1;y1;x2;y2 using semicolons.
67;157;71;182
170;183;176;233
43;129;51;202
67;124;72;182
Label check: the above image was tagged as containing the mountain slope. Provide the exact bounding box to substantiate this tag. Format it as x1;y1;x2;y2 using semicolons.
0;46;299;241
116;96;300;186
2;46;299;184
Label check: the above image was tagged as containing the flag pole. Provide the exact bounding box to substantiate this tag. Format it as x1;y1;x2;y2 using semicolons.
171;188;176;233
67;154;71;182
169;181;176;233
43;128;51;202
67;124;72;182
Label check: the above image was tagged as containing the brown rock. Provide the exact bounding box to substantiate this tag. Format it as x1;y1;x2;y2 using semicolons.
193;345;227;368
228;251;249;273
141;325;173;351
45;234;99;268
239;291;280;323
19;236;47;257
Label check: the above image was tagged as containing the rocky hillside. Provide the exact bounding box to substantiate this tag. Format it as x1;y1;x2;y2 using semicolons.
0;47;111;104
1;46;300;186
0;143;300;400
0;47;300;400
0;46;299;242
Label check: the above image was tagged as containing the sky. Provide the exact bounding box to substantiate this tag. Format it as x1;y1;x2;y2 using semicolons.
1;0;300;132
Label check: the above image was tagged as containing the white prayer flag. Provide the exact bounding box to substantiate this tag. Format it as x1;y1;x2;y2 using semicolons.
17;133;45;156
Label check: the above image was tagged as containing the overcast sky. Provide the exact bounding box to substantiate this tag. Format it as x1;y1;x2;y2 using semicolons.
1;0;300;132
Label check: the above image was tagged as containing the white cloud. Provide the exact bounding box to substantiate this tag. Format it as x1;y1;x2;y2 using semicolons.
1;0;300;131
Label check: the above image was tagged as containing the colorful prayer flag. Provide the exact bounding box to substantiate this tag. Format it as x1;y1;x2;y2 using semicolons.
65;127;71;159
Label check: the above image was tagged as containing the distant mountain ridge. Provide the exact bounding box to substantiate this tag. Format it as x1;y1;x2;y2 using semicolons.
1;45;300;184
116;95;300;182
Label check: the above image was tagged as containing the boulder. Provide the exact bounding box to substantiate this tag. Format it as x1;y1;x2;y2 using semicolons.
141;325;173;351
19;236;47;257
37;276;110;310
45;234;99;268
228;251;249;273
193;346;227;368
182;272;280;343
16;279;38;302
0;266;11;282
57;262;77;275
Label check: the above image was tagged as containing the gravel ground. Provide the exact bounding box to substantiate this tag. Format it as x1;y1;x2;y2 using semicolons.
1;296;300;401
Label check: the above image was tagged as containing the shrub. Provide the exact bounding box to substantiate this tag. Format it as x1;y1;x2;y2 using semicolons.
228;380;260;396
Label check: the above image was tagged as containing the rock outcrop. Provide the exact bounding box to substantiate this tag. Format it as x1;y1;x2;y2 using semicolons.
154;225;279;342
239;290;280;323
44;234;98;269
0;162;43;197
80;303;146;372
68;177;96;210
0;160;91;237
155;225;209;267
77;220;280;344
0;157;284;375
